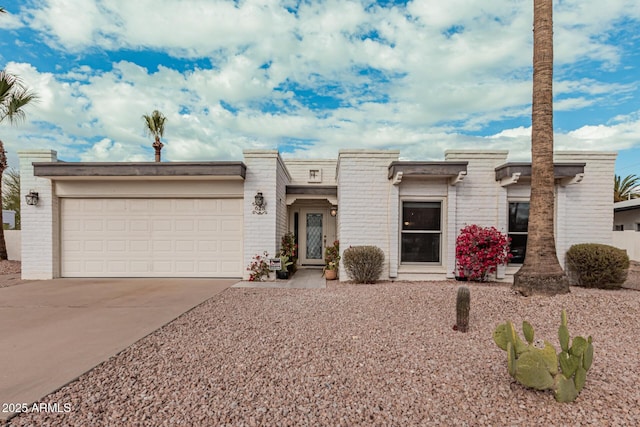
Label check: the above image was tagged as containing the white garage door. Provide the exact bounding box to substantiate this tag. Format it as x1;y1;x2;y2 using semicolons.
61;198;243;277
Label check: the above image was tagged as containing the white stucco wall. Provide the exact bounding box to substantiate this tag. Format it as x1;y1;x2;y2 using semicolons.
4;230;21;261
614;209;640;231
18;150;59;279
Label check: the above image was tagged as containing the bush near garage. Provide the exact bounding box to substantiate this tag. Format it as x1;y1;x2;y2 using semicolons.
343;245;385;284
565;243;629;289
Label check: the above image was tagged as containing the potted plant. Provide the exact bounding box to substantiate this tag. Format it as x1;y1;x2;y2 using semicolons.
276;254;294;279
323;240;340;280
280;232;298;276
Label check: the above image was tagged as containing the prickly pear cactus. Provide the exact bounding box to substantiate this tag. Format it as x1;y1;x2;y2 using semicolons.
493;309;593;403
456;286;470;332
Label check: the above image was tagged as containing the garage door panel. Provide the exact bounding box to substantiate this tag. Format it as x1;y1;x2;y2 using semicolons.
175;220;195;232
61;198;242;278
198;219;218;232
130;220;149;232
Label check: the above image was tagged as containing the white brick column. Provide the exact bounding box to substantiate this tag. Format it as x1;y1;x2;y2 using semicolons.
445;150;509;279
242;150;290;280
554;151;617;267
18;150;58;279
337;150;400;281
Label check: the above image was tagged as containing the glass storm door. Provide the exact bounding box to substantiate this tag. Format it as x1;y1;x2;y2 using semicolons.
301;211;324;265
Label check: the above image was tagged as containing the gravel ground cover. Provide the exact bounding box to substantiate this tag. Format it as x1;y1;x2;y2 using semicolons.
6;280;640;427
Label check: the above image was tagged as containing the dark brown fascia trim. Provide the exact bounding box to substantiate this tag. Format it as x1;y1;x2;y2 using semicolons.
494;162;586;181
388;161;468;179
286;185;338;196
33;162;247;179
614;205;640;213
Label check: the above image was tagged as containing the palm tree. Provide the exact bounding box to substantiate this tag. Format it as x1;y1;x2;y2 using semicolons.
512;0;569;296
614;174;640;202
142;110;167;162
0;70;38;259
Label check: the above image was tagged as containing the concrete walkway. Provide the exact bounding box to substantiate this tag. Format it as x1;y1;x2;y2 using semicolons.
233;267;327;289
0;278;234;421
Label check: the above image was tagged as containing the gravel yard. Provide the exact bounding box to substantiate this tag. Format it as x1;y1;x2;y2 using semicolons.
6;280;640;426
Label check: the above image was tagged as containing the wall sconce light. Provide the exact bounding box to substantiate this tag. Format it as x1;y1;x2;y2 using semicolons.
253;191;267;215
330;206;338;217
25;190;39;206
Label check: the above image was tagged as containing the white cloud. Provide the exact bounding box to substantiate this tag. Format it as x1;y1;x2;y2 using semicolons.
0;7;24;30
1;0;637;169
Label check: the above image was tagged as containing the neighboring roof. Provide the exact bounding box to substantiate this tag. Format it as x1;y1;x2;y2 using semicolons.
494;162;585;181
387;161;468;179
614;198;640;212
33;162;247;179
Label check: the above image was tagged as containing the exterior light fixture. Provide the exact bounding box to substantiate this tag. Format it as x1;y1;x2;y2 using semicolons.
330;206;338;217
253;191;267;215
25;190;39;206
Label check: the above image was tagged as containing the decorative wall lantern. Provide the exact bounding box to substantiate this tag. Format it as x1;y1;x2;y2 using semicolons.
25;190;39;206
253;191;267;215
330;206;338;217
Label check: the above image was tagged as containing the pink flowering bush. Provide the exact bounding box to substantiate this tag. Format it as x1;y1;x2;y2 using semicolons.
247;251;270;281
455;225;512;281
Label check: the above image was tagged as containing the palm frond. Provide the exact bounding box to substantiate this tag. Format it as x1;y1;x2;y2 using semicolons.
142;110;167;139
0;70;38;124
614;174;640;202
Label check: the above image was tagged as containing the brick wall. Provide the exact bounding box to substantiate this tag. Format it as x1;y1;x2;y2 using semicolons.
18;150;59;279
554;151;616;267
337;150;399;280
283;159;337;185
242;150;291;279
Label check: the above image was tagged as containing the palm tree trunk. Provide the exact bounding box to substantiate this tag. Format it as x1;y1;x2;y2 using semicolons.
0;142;7;260
513;0;569;296
153;137;163;162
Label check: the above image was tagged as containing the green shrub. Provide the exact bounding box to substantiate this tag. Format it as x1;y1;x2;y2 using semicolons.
565;243;629;289
343;245;385;283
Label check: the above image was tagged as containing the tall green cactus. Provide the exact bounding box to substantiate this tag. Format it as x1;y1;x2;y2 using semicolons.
492;309;593;403
456;286;470;332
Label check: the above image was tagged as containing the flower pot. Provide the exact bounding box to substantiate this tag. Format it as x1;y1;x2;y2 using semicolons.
324;269;337;280
276;270;289;280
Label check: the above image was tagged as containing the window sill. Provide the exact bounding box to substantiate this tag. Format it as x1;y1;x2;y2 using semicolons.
398;264;446;274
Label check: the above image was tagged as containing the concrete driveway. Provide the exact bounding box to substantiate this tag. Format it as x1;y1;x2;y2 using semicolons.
0;278;234;421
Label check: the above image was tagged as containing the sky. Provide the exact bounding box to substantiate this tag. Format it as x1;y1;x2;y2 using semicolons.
1;0;640;176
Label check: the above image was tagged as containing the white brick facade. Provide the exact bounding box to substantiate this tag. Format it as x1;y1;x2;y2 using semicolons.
554;151;616;267
242;150;291;280
18;150;59;279
337;150;400;279
18;147;615;282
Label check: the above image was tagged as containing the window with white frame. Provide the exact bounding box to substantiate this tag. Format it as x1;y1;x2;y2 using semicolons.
401;201;442;263
508;201;529;264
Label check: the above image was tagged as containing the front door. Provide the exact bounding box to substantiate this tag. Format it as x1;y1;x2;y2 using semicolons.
300;209;325;265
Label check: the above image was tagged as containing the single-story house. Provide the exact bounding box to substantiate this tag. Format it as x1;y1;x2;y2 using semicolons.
613;198;640;231
18;149;615;281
